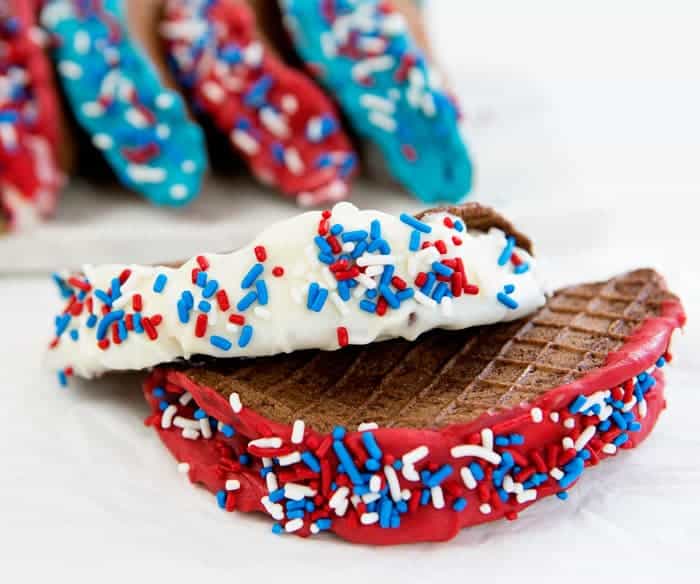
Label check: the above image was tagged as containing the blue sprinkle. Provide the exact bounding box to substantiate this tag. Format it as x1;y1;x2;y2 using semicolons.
152;388;165;398
420;272;436;295
153;273;168;293
314;235;332;255
256;280;269;305
196;271;208;288
237;291;257;311
241;263;264;288
272;523;284;535
306;501;315;513
370;219;382;240
559;458;584;489
269;488;285;503
556;491;569;500
390;514;401;529
210;335;232;351
433;282;450;303
330;223;344;235
332;426;346;440
380;265;395;287
351;240;368;259
310;288;329;312
379;499;393;528
307;282;320;309
117;320;127;341
380;286;400;309
341;230;367;242
239;454;250;465
182;290;194;308
57;370;68;387
221;425;235;438
96;310;124;341
400;213;432;234
365;459;381;471
177;300;189;324
132;313;143;333
244;74;273;108
425;464;453;488
514;263;531;275
333;441;363;485
202;279;219;299
55;314;71;337
656;356;666;368
569;395;587;414
409;229;421;251
361;432;383;460
579;449;592;461
397;289;414;302
453;220;464;232
338;280;351;301
453;497;467;511
504;284;516;294
629;421;642;432
286;500;305;511
365;289;378;300
495;436;510;447
509;433;525;445
94;289;112;307
216;490;226;509
396;500;408;514
198;300;211;313
110;277;122;300
193;408;206;420
286;509;305;520
359;300;377;313
368;238;391;254
316;518;332;530
498;236;516;266
393;460;403;471
318;253;334;265
159;401;169;411
420;489;431;506
469;462;485;481
86;314;97;329
301;451;321;473
613;433;629;447
612;411;627;430
432;262;453;277
238;325;253;348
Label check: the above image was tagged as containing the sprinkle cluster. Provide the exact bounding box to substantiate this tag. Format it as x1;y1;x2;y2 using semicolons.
1;2;61;228
42;0;205;205
150;351;671;537
161;0;356;204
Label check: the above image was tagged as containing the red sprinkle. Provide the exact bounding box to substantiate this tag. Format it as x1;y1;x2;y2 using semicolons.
68;277;91;292
125;314;134;331
414;272;428;287
118;269;132;284
272;266;285;277
435;240;447;254
335;267;360;281
132;294;143;312
391;276;407;290
322;210;332;219
142;318;158;340
464;284;480;295
98;339;110;350
150;314;163;326
196;255;210;270
216;289;230;311
254;246;267;262
452;236;463;246
191;268;200;284
229;314;245;326
326;235;342;254
195;314;208;338
337;326;349;347
443;217;454;228
451;273;463;297
112;324;121;345
376;297;388;316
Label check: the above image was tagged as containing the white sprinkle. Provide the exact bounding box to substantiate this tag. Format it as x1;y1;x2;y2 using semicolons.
281;94;298;114
401;489;412;501
460;467;477;490
602;444;617;455
550;412;560;423
563;418;576;429
441;296;454;316
278;452;302;466
81;101;103;118
329;486;349;509
74;30;91;54
414;290;437;308
58;60;82;79
178;391;192;406
254;306;271;320
291;420;305;444
156;124;171;140
266;472;278;493
369;475;382;493
261;496;284;520
357;422;379;431
202;81;225;103
181;159;196;173
125;107;148;128
364;266;383;278
599;404;614;422
170;184;188;200
249;437;282;449
622;397;637;412
177;462;190;474
562;437;575;450
516;489;537;504
639;399;648;418
330;292;349;316
260;107;289;138
550;468;565;481
285;518;304;533
431;486;445;509
199;417;213;439
421;92;437;117
368;110;397;133
503;474;516;493
284;147;304;175
156;93;174;109
451;445;502;465
360;94;395;115
352;55;395;80
381;13;406;35
310;523;320;535
479;503;492;515
232;129;259;155
173;417;200;430
243;42;264;67
574;425;596;451
530;407;544;423
362;492;381;504
182;428;200;440
161;405;177;429
402;445;429;465
384;465;402;502
353;274;376;291
284;483;316;501
357;254;397;267
225;479;241;491
127;165;166;184
360;512;379;525
229;392;242;413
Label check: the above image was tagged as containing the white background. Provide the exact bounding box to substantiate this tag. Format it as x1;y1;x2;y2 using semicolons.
1;0;699;582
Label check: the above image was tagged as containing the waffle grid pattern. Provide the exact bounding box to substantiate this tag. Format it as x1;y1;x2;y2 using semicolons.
183;270;673;433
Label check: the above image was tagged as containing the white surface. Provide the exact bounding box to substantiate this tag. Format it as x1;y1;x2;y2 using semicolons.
1;0;699;581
